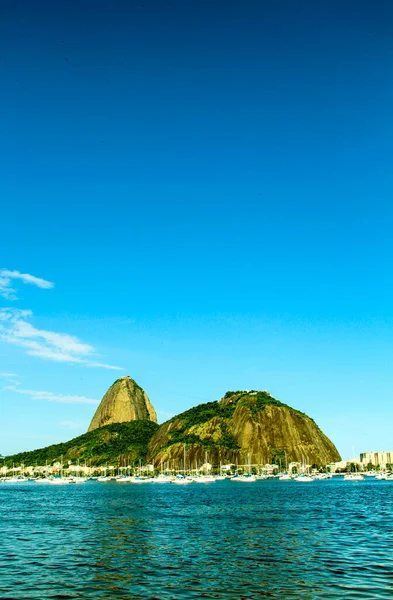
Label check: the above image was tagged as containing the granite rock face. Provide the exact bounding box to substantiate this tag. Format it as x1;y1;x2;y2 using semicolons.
147;391;340;467
88;376;157;432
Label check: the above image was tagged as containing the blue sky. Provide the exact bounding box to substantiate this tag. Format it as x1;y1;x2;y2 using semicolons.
1;0;392;458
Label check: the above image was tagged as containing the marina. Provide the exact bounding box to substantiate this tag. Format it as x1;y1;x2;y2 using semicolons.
1;462;390;485
1;471;392;485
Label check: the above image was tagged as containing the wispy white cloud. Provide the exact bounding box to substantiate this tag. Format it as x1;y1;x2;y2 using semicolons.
0;372;17;378
0;269;54;300
0;308;122;370
5;384;99;405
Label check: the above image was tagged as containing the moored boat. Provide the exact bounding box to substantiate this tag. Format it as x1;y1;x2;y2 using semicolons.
171;475;194;484
343;473;364;481
231;474;257;482
48;477;70;485
192;475;216;483
294;475;314;483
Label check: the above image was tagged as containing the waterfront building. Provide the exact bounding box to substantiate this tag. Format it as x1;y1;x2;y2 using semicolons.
360;451;393;469
328;461;348;473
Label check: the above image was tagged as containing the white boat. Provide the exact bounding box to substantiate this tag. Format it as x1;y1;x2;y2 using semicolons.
130;476;149;484
192;475;216;483
279;473;292;481
148;471;174;483
231;475;257;482
69;461;88;483
294;475;314;483
171;476;194;484
116;476;134;483
49;477;70;485
170;444;194;484
375;472;393;480
48;455;70;484
344;474;364;481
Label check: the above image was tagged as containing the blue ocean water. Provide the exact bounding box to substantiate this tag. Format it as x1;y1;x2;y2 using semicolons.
1;478;393;599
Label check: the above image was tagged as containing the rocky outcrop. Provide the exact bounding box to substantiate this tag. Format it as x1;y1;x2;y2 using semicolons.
147;391;340;467
88;376;157;432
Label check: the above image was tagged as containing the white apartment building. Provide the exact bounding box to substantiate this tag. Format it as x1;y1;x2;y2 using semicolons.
360;451;393;468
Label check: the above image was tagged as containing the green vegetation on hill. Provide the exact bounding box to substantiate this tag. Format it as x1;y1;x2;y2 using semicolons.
147;388;337;467
223;390;315;423
165;391;287;430
171;400;237;428
4;421;159;467
152;390;293;455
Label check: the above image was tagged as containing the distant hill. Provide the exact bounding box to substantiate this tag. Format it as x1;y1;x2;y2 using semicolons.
3;421;159;468
147;390;341;467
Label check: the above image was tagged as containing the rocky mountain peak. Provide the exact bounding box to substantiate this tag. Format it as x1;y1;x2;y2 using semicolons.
87;376;157;432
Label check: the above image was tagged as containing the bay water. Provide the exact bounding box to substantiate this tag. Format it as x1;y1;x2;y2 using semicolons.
1;478;393;599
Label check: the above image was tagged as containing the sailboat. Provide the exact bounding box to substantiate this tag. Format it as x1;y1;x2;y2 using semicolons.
97;464;111;482
293;474;314;482
344;448;364;481
3;463;26;483
49;455;70;484
231;454;256;482
279;451;292;480
172;445;194;484
192;451;216;482
293;454;313;482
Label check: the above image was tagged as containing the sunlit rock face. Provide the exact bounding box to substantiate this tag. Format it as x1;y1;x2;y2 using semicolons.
88;376;157;432
147;391;341;467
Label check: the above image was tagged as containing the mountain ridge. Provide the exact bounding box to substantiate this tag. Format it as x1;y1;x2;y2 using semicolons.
4;383;341;468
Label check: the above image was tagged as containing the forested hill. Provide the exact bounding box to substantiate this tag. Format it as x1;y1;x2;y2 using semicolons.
4;421;159;467
147;390;341;466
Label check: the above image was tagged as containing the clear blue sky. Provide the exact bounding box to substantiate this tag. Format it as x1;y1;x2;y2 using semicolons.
1;0;392;459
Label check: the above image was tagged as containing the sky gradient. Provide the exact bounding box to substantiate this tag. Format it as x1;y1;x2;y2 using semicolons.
1;1;393;459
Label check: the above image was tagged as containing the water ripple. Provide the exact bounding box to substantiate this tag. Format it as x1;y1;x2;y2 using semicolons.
1;479;393;598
